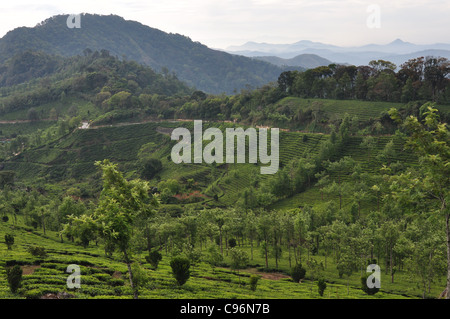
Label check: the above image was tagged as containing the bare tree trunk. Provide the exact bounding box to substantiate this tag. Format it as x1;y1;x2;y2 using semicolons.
123;250;138;299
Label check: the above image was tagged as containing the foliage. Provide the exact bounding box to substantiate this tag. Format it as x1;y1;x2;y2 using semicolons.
291;264;306;283
170;256;191;286
317;278;327;297
249;275;261;291
361;273;380;295
27;245;48;258
6;265;23;293
146;250;163;270
4;234;14;250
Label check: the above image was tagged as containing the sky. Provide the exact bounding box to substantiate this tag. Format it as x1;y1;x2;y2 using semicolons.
0;0;449;50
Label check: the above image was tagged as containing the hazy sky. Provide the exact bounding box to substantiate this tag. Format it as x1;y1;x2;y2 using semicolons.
0;0;449;49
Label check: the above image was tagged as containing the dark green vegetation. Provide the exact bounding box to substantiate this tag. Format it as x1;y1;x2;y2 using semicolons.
0;14;298;94
0;22;449;300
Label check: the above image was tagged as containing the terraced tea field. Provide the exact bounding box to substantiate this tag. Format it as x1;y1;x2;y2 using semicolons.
0;221;415;299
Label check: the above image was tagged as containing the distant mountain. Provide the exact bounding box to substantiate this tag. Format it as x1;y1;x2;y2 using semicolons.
253;54;333;69
227;39;450;67
0;14;290;94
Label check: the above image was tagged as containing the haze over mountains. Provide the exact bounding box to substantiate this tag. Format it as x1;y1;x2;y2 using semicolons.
227;39;450;68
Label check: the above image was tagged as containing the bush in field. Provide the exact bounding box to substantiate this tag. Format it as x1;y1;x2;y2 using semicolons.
6;265;23;293
361;273;380;295
249;275;261;291
4;234;14;250
146;250;162;270
291;264;306;283
27;245;48;258
317;278;327;297
170;257;191;286
131;263;149;298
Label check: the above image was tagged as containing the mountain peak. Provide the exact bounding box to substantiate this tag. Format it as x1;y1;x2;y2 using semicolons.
390;39;408;45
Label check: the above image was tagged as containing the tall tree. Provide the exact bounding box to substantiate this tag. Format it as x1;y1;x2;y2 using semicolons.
389;104;450;298
93;159;158;299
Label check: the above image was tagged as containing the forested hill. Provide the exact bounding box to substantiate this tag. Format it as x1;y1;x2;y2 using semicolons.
0;14;294;94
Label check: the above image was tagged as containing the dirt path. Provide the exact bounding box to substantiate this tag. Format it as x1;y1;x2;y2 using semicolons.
244;268;290;280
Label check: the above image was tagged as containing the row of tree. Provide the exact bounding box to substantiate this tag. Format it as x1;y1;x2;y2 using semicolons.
277;57;450;103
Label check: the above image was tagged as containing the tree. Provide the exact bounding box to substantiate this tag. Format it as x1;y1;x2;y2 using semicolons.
257;212;273;268
146;249;162;270
317;278;327;297
291;263;306;283
249;274;261;291
230;248;249;286
336;252;357;294
401;78;415;103
423;57;450;101
4;234;14;250
205;244;223;273
170;256;191;286
361;272;380;295
6;265;23;294
108;91;132;109
93;159;158;299
131;263;149;298
64;214;97;248
278;71;296;94
389;104;450;298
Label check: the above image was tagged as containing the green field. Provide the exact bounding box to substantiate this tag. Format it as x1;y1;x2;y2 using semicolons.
0;220;422;299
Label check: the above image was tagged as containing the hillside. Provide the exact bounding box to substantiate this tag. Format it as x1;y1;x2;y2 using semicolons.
0;14;291;94
0;19;449;301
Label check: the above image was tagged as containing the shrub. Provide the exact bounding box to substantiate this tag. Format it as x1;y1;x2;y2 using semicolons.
4;234;14;250
27;245;48;258
131;263;150;297
170;256;191;286
146;250;162;270
361;273;380;295
6;265;23;293
2;215;9;222
249;275;261;291
291;264;306;283
317;278;327;297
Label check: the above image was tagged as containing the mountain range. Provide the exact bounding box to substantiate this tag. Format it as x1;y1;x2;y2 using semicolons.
0;14;301;94
226;39;450;68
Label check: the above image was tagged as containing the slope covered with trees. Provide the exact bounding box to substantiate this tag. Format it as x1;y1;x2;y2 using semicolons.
0;14;293;94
